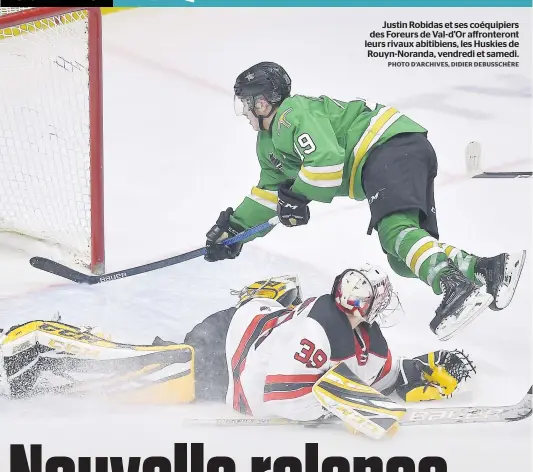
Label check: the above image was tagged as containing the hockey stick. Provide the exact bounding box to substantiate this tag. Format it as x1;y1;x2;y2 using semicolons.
472;171;532;179
186;385;531;428
29;217;280;285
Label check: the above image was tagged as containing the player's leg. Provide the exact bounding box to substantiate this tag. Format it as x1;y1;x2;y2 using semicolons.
416;173;525;311
391;240;527;314
364;132;481;297
423;174;480;286
378;210;477;295
385;252;416;279
363;132;492;340
383;234;478;286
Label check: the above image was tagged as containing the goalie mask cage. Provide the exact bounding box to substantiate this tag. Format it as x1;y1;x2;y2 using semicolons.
0;7;105;275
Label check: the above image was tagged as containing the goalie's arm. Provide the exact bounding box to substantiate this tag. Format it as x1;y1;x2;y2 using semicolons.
261;322;407;441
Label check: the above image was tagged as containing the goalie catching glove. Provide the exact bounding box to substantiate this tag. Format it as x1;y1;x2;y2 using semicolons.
395;350;476;402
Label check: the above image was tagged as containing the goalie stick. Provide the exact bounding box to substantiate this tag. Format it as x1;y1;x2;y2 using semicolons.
186;385;531;428
29;217;280;285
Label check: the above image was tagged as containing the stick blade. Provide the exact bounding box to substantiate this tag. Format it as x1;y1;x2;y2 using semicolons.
402;386;532;426
506;385;532;422
30;257;95;284
472;171;532;179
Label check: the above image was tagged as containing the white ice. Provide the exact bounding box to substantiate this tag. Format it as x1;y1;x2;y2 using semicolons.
0;7;531;471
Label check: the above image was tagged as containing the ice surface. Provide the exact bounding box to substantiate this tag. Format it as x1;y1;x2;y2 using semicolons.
0;7;531;471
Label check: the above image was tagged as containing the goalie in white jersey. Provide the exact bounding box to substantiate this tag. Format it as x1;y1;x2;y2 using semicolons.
0;265;475;438
178;265;476;438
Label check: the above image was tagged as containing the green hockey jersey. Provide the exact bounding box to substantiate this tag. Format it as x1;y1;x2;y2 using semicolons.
230;94;427;240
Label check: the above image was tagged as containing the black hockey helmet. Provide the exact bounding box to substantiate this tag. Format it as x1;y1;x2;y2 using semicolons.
233;62;291;122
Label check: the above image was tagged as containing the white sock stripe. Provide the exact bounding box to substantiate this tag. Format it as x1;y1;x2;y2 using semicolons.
448;248;460;260
394;228;416;255
405;236;437;268
428;261;450;288
414;247;445;277
426;253;440;283
458;255;473;273
429;252;439;266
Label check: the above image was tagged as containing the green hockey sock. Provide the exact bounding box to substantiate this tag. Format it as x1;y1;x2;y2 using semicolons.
436;243;478;282
378;211;477;295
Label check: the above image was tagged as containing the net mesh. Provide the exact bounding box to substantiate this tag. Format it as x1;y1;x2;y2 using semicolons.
0;8;95;268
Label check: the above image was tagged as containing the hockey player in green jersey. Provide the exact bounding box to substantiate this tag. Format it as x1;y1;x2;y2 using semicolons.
203;62;527;341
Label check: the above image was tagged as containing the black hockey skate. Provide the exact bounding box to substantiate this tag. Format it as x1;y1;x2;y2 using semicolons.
474;250;527;311
430;263;493;341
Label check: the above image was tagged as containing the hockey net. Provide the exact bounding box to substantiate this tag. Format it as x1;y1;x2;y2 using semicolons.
0;7;105;274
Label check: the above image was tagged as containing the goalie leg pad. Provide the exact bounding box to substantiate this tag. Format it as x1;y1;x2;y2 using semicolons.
110;344;196;405
1;321;196;404
312;362;406;440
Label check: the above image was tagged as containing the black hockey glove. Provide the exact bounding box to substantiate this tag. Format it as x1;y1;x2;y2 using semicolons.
204;207;245;262
277;181;311;227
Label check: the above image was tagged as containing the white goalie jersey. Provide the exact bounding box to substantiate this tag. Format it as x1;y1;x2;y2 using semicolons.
224;295;401;421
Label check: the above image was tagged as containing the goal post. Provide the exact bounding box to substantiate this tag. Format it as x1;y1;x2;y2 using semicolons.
0;7;105;275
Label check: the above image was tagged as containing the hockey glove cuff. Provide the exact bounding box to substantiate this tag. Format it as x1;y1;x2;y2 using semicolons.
205;207;245;262
277;181;311;228
395;350;476;402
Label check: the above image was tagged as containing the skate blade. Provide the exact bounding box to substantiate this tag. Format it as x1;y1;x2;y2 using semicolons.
436;291;494;341
494;250;527;310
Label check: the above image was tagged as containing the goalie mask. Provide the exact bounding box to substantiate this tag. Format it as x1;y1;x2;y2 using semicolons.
331;264;393;326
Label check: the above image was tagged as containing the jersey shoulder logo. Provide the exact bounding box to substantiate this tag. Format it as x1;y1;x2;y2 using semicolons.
277;107;293;135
